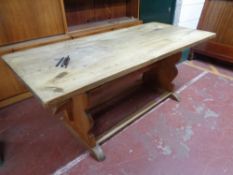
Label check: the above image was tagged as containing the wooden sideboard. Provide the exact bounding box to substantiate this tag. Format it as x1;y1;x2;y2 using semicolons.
192;0;233;63
0;0;141;108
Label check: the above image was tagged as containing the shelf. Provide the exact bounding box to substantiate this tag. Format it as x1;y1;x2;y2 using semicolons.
63;0;140;37
97;90;173;144
68;17;142;38
68;16;138;32
90;84;169;139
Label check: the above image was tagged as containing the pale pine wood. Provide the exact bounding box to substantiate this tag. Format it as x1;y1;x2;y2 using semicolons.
0;35;70;103
97;91;174;143
0;17;140;107
2;22;215;107
63;93;96;147
59;52;181;158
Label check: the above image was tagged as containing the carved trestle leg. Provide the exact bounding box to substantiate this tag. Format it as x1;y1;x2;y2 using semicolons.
143;53;181;101
56;53;181;161
61;93;105;161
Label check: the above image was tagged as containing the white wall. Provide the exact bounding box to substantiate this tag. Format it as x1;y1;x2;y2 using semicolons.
174;0;205;29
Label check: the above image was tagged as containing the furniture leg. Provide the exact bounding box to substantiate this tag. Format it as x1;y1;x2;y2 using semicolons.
143;53;181;100
62;93;105;161
170;92;180;102
91;144;105;161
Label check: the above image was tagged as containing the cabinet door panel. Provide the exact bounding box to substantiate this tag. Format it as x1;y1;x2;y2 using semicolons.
193;0;233;63
0;60;27;101
0;0;65;46
199;0;233;46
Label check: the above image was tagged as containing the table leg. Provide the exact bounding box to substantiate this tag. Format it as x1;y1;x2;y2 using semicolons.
143;53;181;100
59;53;181;161
62;93;105;161
170;92;180;102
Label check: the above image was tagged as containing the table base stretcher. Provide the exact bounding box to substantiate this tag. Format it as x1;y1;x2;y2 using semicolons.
54;53;181;161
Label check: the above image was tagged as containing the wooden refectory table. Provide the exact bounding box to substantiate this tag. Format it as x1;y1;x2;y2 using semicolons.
2;22;215;161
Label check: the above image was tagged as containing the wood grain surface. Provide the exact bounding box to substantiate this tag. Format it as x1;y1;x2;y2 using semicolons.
0;0;65;46
64;0;136;27
193;0;233;63
198;0;233;46
2;22;215;107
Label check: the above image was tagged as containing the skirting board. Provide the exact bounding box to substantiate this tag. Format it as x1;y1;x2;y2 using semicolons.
0;92;32;109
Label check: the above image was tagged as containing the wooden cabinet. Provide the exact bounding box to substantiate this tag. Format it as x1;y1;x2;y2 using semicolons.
0;0;141;108
0;60;28;100
0;0;140;46
193;0;233;63
0;0;66;46
63;0;141;37
64;0;139;27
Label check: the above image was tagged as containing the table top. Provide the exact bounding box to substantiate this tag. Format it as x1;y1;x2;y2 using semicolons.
2;22;215;107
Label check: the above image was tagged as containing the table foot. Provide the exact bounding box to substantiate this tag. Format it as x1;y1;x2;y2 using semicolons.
91;144;106;161
170;92;180;102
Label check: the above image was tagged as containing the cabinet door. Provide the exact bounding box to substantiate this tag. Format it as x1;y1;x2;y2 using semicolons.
193;0;233;63
198;0;233;46
0;0;66;46
0;60;28;101
140;0;176;24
